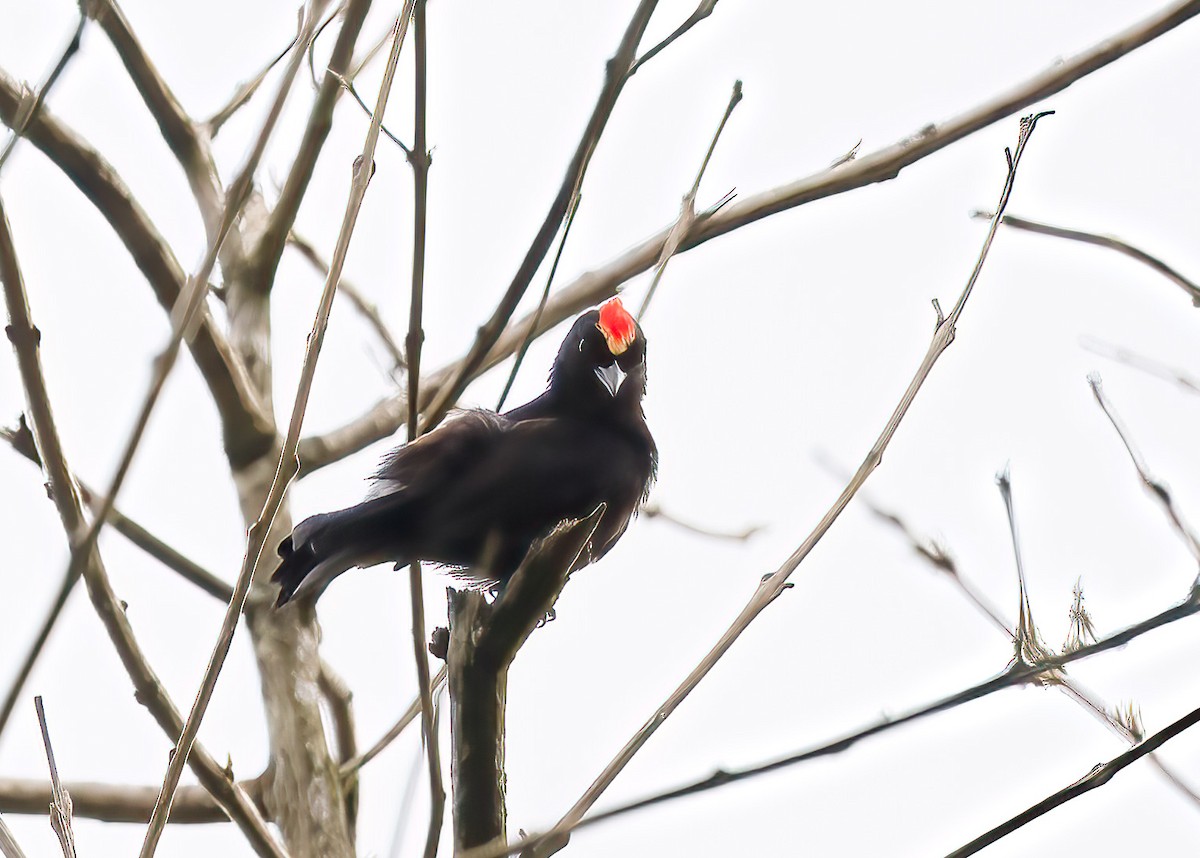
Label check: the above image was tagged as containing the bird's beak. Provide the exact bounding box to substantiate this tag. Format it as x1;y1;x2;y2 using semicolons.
595;363;627;396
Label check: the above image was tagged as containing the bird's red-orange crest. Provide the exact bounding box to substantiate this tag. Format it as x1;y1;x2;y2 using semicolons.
597;297;636;356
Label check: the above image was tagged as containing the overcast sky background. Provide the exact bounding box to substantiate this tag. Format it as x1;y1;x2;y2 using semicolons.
3;1;1200;855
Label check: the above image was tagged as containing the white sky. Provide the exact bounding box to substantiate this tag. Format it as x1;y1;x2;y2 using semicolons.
3;1;1200;856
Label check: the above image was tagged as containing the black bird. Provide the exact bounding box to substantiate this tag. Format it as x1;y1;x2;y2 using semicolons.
272;297;656;606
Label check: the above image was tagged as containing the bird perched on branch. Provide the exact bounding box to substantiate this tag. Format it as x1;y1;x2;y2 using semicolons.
272;297;656;607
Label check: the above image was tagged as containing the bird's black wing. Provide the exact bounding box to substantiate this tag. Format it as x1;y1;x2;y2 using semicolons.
368;409;508;500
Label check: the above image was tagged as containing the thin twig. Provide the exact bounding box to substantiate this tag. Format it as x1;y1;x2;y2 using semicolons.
946;700;1200;857
637;78;741;320
494;194;582;412
417;0;662;435
0;569;74;742
289;232;407;372
1081;336;1200;397
483;112;1053;858
340;666;448;780
996;467;1057;672
349;20;395;80
295;0;1199;474
3;421;233;599
970;211;1200;306
0;777;265;824
1089;373;1200;566
629;0;718;74
331;73;413;155
0;11;85;173
0;197;283;857
34;698;75;858
208;8;306;134
387;740;427;858
404;3;445;855
306;4;343;88
641;502;762;542
250;0;376;292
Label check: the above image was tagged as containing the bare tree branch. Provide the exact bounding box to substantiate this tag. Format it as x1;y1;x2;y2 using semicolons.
207;9;306;135
249;0;374;294
970;211;1200;306
0;777;264;824
0;195;285;858
494;194;581;412
2;421;235;601
289;232;406;373
1081;336;1200;397
0;11;85;173
34;698;76;858
328;72;412;155
637;78;741;320
946;699;1200;857
300;0;1200;473
629;0;718;74
1089;373;1200;567
450;510;606;853
402;3;445;855
995;467;1059;674
642;502;762;542
88;0;226;236
339;665;448;780
416;0;662;434
0;70;275;467
0;563;73;743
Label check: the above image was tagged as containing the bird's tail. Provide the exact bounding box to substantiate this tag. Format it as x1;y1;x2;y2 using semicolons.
272;503;398;607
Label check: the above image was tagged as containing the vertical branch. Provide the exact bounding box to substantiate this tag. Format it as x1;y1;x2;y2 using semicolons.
448;511;605;853
137;3;418;855
34;698;75;858
404;2;445;856
406;0;429;441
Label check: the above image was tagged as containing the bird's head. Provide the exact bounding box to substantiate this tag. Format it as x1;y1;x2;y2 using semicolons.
552;296;646;400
